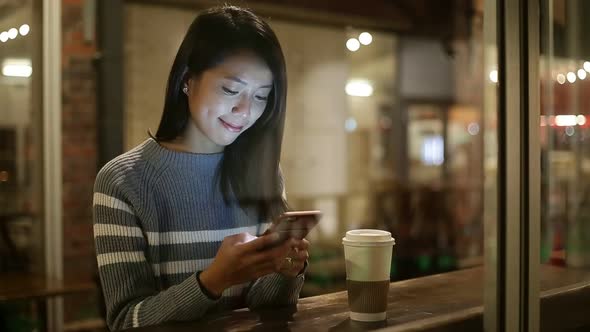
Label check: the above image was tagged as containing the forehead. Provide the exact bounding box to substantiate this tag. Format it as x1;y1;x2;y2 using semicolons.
209;52;273;84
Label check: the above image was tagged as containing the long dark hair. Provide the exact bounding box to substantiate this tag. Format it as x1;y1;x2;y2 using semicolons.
155;5;288;221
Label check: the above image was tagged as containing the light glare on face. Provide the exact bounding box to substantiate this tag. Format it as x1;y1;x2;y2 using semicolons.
185;52;274;150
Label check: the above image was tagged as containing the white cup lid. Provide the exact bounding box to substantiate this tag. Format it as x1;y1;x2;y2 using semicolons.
343;229;395;245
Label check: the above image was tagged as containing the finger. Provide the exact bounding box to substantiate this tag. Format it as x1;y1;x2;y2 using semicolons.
243;261;274;278
239;232;280;253
226;232;258;246
290;245;307;262
280;264;303;278
301;239;310;250
293;238;310;251
291;261;305;273
243;237;298;266
242;250;272;266
242;244;287;266
289;238;308;251
251;262;277;279
291;250;308;261
276;257;295;273
277;238;300;257
255;261;276;274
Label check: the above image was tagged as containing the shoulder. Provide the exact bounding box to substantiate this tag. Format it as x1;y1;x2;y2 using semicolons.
94;140;152;194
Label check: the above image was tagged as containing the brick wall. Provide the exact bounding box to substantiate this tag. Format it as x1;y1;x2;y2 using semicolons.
62;0;99;322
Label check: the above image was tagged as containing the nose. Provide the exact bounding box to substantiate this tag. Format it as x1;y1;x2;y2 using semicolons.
232;95;251;118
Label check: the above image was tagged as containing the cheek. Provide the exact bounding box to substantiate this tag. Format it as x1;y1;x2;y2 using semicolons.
251;104;267;121
189;95;226;119
187;94;205;118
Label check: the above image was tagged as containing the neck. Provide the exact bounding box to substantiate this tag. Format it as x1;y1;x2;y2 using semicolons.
163;122;223;154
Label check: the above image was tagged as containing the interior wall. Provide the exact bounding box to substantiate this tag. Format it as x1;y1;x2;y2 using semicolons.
125;8;348;194
124;4;196;149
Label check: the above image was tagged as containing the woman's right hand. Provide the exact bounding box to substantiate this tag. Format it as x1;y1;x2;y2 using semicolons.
199;232;300;297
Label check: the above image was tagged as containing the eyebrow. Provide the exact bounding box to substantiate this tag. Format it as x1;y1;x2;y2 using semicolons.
225;76;272;89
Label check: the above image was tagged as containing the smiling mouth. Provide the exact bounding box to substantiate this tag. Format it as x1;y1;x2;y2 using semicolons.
219;118;245;132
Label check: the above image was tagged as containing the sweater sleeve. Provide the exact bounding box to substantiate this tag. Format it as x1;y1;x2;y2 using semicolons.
93;166;219;331
245;219;307;309
246;170;305;310
246;272;305;309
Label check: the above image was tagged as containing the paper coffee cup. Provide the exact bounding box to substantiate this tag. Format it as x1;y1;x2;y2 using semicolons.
342;229;395;322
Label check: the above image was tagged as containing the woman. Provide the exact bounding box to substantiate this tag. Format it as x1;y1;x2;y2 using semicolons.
93;6;309;331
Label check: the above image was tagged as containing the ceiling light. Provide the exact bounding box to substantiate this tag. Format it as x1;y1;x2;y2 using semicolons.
489;70;498;83
567;72;576;83
345;117;358;132
345;80;373;97
2;58;32;77
555;115;577;127
467;123;480;135
346;38;360;52
358;32;372;45
7;28;17;39
19;24;30;36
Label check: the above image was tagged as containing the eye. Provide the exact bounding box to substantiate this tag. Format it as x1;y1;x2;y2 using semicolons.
222;87;238;95
254;95;268;102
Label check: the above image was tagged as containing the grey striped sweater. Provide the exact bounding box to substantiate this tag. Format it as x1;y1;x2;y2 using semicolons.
93;138;304;331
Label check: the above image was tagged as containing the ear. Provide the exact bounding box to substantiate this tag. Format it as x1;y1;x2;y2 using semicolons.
182;79;191;96
182;71;198;95
186;75;200;92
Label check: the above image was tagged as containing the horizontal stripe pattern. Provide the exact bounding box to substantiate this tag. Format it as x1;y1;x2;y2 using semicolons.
152;258;214;277
99;255;243;278
93;139;303;331
94;222;271;245
94;223;143;238
223;282;250;298
93;193;134;215
146;222;271;246
95;235;145;255
155;242;219;262
133;301;143;328
97;251;146;267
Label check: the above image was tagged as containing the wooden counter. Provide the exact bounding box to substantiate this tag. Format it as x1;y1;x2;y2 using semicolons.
0;273;97;332
0;273;96;302
124;265;590;332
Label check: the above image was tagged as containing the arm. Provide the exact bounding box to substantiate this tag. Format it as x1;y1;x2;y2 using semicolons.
246;171;307;309
245;268;305;309
246;226;308;309
93;169;219;331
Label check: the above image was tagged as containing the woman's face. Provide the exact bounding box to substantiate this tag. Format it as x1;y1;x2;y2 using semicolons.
185;51;273;152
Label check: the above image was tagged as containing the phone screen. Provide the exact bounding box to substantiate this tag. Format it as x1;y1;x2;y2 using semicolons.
263;210;322;248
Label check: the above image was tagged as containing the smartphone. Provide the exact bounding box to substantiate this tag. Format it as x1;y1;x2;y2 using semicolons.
263;210;322;248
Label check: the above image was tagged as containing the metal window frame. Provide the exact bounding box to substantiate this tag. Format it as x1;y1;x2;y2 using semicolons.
97;0;125;167
98;0;546;330
485;0;540;331
43;0;64;330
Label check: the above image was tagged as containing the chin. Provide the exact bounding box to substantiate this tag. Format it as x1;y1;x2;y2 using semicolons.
213;135;239;147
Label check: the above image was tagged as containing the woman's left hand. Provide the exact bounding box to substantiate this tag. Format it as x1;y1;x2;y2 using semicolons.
278;238;310;277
